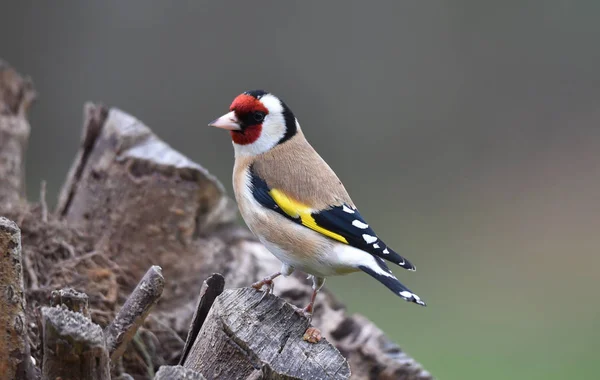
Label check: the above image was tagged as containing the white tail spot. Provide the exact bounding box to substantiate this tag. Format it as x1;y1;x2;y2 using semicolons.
383;248;389;254
399;290;415;299
362;234;377;244
373;243;380;249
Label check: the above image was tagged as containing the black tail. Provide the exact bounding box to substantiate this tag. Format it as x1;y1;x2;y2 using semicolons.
359;258;426;306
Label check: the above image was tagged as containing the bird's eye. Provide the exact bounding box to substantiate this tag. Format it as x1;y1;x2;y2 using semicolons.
253;111;265;122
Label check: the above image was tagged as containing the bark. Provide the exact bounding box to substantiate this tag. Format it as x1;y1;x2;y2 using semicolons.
0;60;35;213
155;365;206;380
184;288;351;380
104;265;165;361
41;306;110;380
0;217;33;380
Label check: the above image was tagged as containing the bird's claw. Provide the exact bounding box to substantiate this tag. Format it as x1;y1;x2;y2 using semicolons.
252;277;275;299
292;304;313;323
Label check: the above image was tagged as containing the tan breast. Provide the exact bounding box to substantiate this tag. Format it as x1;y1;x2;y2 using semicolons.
232;153;333;266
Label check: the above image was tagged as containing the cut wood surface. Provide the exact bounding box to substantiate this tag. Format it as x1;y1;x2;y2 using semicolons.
184;287;351;380
0;58;433;379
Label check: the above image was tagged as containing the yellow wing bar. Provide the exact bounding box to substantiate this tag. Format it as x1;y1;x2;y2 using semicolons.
269;189;349;244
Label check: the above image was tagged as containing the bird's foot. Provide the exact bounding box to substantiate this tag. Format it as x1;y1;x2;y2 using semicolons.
251;277;275;299
291;304;314;323
303;327;322;344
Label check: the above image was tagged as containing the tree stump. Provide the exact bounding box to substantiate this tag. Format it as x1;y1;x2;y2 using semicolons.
184;288;351;380
41;306;110;380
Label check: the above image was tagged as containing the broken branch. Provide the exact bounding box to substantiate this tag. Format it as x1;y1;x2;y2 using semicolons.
104;265;165;361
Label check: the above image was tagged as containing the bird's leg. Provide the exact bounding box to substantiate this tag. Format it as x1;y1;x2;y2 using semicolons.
304;276;325;315
251;271;281;296
303;284;320;314
300;276;325;344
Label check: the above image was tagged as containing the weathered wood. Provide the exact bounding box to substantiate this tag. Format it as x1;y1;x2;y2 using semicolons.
179;273;225;366
0;60;35;213
0;217;34;380
155;365;206;380
184;288;351;380
275;271;433;380
50;287;90;317
56;104;238;309
104;265;165;361
41;306;110;380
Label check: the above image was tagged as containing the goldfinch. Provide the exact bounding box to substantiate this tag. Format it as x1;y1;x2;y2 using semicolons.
209;90;426;318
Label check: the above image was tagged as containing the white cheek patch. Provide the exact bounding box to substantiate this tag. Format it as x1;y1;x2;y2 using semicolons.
259;94;284;114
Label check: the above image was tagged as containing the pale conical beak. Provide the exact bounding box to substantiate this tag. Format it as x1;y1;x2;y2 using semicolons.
208;111;241;131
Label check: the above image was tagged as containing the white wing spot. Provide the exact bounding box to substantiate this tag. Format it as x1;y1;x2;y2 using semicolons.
362;234;377;244
373;243;380;249
383;248;389;254
352;220;369;229
342;205;355;214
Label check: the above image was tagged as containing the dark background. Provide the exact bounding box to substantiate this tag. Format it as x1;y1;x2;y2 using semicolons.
2;2;599;379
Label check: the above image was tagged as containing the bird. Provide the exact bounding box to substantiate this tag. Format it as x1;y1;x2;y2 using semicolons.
208;90;426;322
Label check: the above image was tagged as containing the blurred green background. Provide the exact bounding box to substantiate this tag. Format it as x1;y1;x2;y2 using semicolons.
2;1;599;379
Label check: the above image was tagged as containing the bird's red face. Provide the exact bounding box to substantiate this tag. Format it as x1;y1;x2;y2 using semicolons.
209;90;298;156
226;93;269;145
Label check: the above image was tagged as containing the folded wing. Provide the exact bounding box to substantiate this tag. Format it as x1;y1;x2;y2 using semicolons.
249;166;416;270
